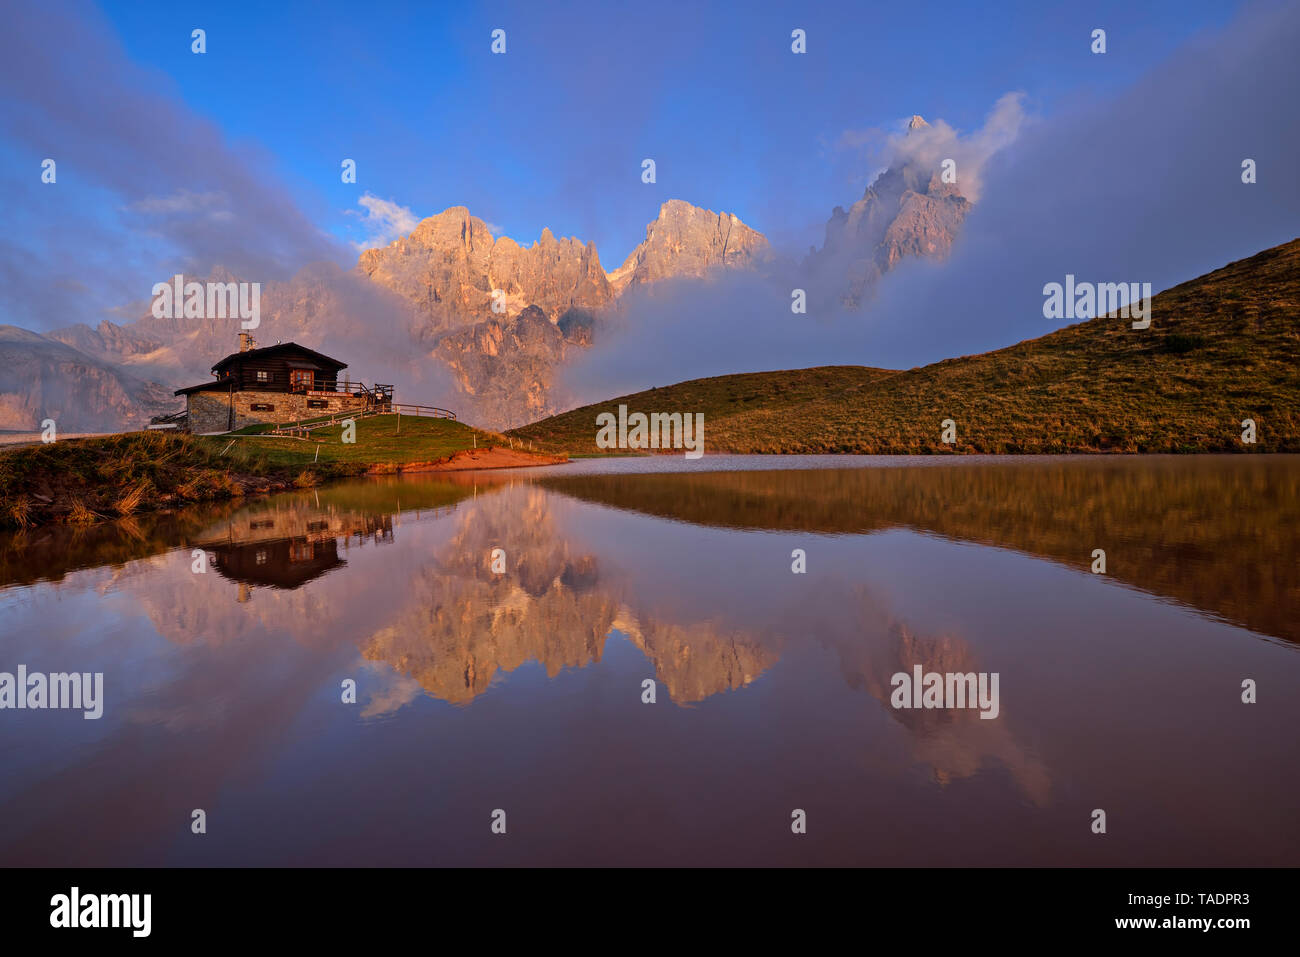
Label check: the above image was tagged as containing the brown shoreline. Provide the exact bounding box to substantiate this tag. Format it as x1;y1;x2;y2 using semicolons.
2;443;566;530
364;446;568;473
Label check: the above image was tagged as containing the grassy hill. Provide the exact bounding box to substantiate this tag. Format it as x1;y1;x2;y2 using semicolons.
511;240;1300;454
219;414;506;466
0;414;543;528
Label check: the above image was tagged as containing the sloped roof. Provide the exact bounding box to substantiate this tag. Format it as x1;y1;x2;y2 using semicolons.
175;376;236;396
211;342;347;374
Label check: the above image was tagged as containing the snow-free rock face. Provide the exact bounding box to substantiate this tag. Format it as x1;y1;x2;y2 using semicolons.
808;115;971;306
358;206;615;331
606;199;771;292
358;200;768;326
433;304;576;427
356;201;768;426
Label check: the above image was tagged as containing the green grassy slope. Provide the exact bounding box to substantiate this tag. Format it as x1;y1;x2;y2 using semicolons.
511;239;1300;454
0;415;510;527
218;414;503;466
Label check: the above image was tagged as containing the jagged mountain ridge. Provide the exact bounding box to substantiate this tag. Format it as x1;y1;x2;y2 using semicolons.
358;199;771;327
355;199;772;425
607;199;770;292
38;200;771;428
358;206;615;330
14;126;975;430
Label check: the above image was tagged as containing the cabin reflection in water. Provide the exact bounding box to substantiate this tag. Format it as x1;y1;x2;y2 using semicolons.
193;504;394;599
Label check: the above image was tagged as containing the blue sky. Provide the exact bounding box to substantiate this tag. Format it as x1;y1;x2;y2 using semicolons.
103;0;1239;257
0;0;1254;331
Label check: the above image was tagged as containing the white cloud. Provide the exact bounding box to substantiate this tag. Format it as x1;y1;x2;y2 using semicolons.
350;193;421;251
840;92;1028;202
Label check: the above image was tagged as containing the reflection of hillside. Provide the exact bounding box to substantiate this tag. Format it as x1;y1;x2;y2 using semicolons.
539;459;1300;645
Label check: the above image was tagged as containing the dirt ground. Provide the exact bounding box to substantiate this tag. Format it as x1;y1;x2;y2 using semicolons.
364;446;567;473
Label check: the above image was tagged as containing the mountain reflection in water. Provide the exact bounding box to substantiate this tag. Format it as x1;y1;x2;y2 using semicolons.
1;456;1297;866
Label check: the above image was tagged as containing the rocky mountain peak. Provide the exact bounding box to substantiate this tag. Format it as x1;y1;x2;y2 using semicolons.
30;195;778;433
608;199;770;292
407;206;490;249
353;198;774;426
807;125;970;307
356;206;612;330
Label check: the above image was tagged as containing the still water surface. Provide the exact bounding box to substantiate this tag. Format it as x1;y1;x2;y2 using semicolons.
1;455;1297;865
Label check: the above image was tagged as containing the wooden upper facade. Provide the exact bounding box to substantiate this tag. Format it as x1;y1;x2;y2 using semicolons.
175;341;349;397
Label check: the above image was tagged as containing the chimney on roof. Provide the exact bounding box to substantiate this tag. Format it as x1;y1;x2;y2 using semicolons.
239;332;256;352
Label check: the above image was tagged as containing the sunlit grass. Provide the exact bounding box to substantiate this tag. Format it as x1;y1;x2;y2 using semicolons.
0;415;507;527
511;242;1300;454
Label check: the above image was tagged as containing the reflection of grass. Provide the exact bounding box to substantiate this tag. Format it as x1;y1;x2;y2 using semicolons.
540;457;1300;646
0;416;505;527
0;500;241;589
0;474;485;590
512;240;1300;454
258;473;479;515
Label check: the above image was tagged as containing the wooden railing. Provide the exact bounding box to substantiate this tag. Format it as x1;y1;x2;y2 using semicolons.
290;380;395;405
268;407;383;437
265;402;456;437
391;403;456;420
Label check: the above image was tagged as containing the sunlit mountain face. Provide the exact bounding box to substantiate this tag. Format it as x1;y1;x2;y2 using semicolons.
2;456;1297;866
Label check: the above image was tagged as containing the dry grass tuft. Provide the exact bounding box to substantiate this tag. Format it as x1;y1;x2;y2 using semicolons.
114;480;150;515
6;496;32;529
65;500;99;525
